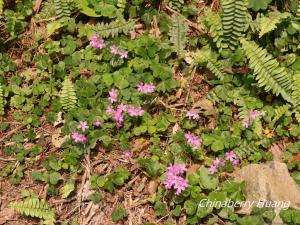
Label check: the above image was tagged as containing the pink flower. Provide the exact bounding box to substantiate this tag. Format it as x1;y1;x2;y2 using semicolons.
225;151;237;162
122;151;133;158
208;165;218;174
232;158;240;165
106;106;115;115
185;132;201;147
118;50;128;59
93;120;102;127
137;83;156;94
71;132;88;143
89;33;106;49
110;45;119;55
77;121;89;132
249;110;260;120
186;111;200;120
163;165;189;195
213;157;225;167
117;103;128;112
167;164;187;176
173;176;189;195
108;88;118;104
127;106;145;117
113;109;125;128
242;120;249;128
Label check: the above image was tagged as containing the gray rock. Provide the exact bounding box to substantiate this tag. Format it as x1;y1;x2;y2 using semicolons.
233;161;300;224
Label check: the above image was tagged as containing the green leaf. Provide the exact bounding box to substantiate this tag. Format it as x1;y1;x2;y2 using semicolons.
111;208;128;222
198;167;219;190
247;0;272;11
60;180;75;198
49;172;61;185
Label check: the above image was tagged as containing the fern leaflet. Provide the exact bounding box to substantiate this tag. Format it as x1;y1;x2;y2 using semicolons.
54;0;71;18
169;15;188;58
60;77;77;111
95;19;135;38
292;73;300;105
241;39;294;104
204;9;223;49
272;104;290;125
221;0;247;50
10;197;56;225
0;84;4;116
234;142;260;159
0;0;3;15
117;0;127;12
259;12;290;37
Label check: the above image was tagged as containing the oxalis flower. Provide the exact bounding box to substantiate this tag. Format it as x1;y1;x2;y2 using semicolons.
225;151;240;165
186;111;200;120
122;151;133;158
208;165;218;174
242;120;249;128
77;121;89;132
249;110;260;120
108;88;118;104
89;33;105;49
118;50;128;59
163;164;188;195
137;83;156;94
71;132;88;144
93;120;102;127
127;105;145;117
185;132;201;147
110;45;119;55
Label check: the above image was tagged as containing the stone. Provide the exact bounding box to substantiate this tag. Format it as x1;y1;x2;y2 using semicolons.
233;161;300;224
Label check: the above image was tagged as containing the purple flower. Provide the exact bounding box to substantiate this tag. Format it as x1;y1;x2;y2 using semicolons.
173;176;189;195
117;103;128;112
208;165;218;174
77;121;89;132
249;110;260;120
163;165;189;195
186;111;200;120
89;33;105;49
71;132;88;143
185;132;201;147
113;109;125;128
118;50;128;59
225;151;237;162
93;120;102;127
232;158;240;165
127;105;145;117
167;164;187;176
242;120;249;128
137;83;156;94
106;106;115;115
108;88;118;104
110;45;119;55
122;151;133;158
213;157;225;167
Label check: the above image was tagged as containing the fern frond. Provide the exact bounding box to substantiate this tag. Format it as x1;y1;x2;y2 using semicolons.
0;84;4;116
10;197;56;225
292;73;300;105
54;0;71;18
259;12;290;37
60;77;77;111
204;9;223;49
234;142;259;159
167;0;184;11
295;111;300;122
117;0;127;12
169;15;188;58
195;48;227;80
296;5;300;20
95;19;135;38
272;104;290;125
221;0;247;50
241;39;294;104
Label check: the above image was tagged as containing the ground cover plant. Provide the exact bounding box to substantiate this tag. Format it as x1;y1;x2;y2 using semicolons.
0;0;300;224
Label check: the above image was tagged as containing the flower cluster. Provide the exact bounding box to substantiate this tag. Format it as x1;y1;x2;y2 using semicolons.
137;83;156;94
208;151;240;174
110;45;128;59
89;33;128;59
186;110;200;120
163;164;188;195
89;33;106;49
71;131;88;144
185;132;202;147
241;109;260;128
106;88;145;128
122;151;133;158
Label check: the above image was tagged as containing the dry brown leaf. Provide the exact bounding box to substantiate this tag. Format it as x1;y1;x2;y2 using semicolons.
186;164;201;177
193;98;216;116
